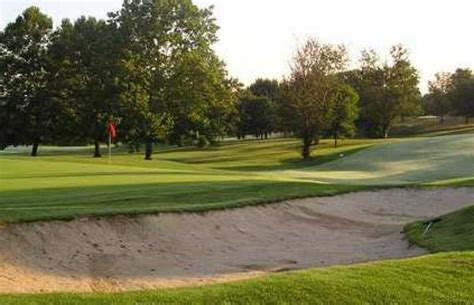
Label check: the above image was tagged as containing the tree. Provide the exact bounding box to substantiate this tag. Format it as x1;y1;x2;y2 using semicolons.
248;78;282;135
166;49;236;146
112;0;221;160
236;90;271;139
0;7;53;156
327;83;359;148
449;68;474;124
425;72;452;124
357;45;421;138
282;38;348;158
49;17;120;157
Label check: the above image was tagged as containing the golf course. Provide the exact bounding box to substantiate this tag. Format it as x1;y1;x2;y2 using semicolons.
1;132;473;223
0;130;473;304
1;0;474;303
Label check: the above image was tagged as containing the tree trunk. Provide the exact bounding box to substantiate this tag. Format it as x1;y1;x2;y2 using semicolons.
440;115;445;125
334;133;338;148
313;136;320;145
381;124;390;139
145;140;153;160
466;116;470;125
93;140;101;158
31;141;39;157
302;136;312;159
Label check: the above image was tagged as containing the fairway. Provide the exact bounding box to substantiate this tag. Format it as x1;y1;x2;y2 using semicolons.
287;133;474;184
2;1;474;303
0;133;473;223
0;132;473;301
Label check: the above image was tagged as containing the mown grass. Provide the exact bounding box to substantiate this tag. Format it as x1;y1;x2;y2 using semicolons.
286;133;474;185
0;132;473;304
405;205;474;252
0;252;472;304
1;133;473;223
0;138;375;223
391;115;474;137
0;181;363;223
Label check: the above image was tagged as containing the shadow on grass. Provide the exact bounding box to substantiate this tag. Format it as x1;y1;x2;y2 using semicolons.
1;170;225;180
0;181;365;224
213;146;372;172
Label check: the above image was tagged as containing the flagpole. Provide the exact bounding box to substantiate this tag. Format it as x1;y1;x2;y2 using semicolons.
108;132;112;164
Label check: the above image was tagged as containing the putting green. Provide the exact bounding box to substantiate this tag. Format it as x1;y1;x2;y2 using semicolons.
285;133;474;185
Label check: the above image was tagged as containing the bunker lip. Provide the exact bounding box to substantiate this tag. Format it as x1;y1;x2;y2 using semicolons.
0;187;472;293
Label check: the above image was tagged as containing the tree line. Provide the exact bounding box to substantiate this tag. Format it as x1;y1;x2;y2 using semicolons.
235;40;473;158
0;2;238;159
1;1;473;159
424;69;474;124
236;40;421;157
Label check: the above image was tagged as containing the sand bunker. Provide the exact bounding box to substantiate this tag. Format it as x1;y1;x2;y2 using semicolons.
0;187;472;293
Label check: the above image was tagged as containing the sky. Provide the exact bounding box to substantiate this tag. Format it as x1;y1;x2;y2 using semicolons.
1;0;473;93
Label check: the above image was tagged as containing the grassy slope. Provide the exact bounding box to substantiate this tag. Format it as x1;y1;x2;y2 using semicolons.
390;115;474;137
405;205;474;252
285;133;474;185
0;252;472;305
1;134;473;223
0;132;472;304
0;138;375;223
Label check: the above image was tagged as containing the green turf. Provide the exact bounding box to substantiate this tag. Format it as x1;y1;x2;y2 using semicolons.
287;133;474;185
0;252;472;304
0;133;473;303
0;138;378;223
1;133;473;223
390;115;474;137
0;138;372;223
405;205;474;253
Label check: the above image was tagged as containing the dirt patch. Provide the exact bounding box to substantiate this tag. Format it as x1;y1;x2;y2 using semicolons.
0;187;472;293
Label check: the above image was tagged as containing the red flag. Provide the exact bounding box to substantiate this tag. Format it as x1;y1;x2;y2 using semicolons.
107;121;117;139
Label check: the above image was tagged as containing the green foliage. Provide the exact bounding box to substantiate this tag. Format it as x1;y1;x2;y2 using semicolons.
248;79;284;133
236;90;273;139
347;45;421;138
1;1;235;158
0;7;53;154
235;79;283;140
449;68;474;124
405;205;474;252
423;68;474;125
424;72;452;123
48;16;120;157
167;51;237;145
0;252;473;304
282;38;348;158
112;0;234;159
326;83;359;147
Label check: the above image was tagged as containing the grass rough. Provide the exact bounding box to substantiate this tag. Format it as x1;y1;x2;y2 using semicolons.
405;205;474;252
0;252;472;304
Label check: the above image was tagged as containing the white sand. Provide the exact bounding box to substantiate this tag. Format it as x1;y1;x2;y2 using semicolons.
0;187;472;293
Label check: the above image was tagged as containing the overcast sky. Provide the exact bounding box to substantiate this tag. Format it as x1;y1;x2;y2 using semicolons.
1;0;473;92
